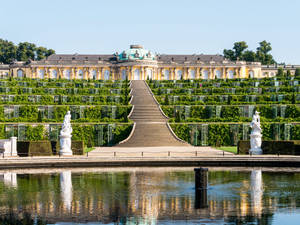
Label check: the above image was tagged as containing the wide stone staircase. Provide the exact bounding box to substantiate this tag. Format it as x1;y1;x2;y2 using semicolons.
118;80;189;147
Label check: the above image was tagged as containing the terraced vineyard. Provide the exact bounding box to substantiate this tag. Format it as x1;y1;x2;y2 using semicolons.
0;78;133;147
147;77;300;146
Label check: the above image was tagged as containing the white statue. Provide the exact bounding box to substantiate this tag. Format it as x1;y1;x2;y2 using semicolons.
59;111;73;156
250;111;262;155
60;171;72;211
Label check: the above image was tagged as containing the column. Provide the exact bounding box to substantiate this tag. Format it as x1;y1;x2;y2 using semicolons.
141;67;145;80
235;68;239;78
171;68;175;80
101;68;105;80
74;68;78;79
130;67;134;80
223;67;226;79
209;68;213;79
97;68;101;80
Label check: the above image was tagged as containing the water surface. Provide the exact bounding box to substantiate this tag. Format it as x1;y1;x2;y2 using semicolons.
0;167;300;225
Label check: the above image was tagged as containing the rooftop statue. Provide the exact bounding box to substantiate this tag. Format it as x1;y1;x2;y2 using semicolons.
249;111;263;155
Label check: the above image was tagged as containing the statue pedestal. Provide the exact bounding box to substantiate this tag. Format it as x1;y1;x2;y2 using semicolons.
250;133;262;155
59;134;72;156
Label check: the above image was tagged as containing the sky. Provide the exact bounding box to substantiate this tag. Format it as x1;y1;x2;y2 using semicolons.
1;0;299;64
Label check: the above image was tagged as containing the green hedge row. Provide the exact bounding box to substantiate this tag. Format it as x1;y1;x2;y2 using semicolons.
170;123;300;146
162;105;300;122
2;123;133;147
0;78;129;88
0;94;129;105
152;86;299;95
0;105;132;122
148;77;299;88
156;93;299;105
0;87;126;95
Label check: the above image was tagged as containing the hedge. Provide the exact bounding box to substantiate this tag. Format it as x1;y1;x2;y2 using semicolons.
5;123;133;147
238;140;297;155
170;123;300;146
17;141;52;157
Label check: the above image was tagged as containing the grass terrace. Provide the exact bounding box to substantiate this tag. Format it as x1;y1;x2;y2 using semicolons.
0;78;133;147
147;76;300;147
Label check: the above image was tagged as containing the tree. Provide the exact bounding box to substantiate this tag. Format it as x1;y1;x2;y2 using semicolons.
16;42;36;61
233;41;248;59
256;40;276;65
223;40;276;65
242;50;256;62
223;41;248;61
223;49;235;61
0;39;17;64
277;68;284;77
0;39;55;64
286;69;291;77
295;68;300;77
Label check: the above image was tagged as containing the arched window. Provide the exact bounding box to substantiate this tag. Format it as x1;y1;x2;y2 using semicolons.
104;70;110;80
17;69;24;78
228;70;234;79
202;70;209;79
51;69;57;79
176;70;182;80
215;70;222;79
91;70;97;80
38;69;44;79
64;69;71;80
78;69;83;79
134;69;140;80
146;68;153;80
189;69;196;79
249;71;254;78
164;70;170;80
121;69;127;80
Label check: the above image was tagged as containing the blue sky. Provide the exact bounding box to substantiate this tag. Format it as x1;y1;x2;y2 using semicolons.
1;0;299;64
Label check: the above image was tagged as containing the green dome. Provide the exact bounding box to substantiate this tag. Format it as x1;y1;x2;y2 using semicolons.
119;45;155;61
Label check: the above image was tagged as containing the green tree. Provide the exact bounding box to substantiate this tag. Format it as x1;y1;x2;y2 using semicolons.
223;49;235;61
16;42;36;61
295;68;300;77
286;69;291;77
0;39;17;63
242;50;256;62
233;41;248;59
256;40;276;65
277;68;284;77
223;41;248;61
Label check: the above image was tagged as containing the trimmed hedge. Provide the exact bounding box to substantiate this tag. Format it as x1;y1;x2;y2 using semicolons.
17;141;52;157
52;140;84;155
238;140;297;155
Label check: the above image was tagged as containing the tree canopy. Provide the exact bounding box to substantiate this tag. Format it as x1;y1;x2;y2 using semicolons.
223;40;276;65
0;39;55;64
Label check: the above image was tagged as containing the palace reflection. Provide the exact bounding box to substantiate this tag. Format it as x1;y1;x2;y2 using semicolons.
0;169;299;224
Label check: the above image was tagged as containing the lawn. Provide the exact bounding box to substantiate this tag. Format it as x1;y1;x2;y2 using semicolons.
216;146;237;154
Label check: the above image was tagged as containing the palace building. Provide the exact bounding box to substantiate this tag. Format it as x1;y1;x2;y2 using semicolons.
0;45;299;80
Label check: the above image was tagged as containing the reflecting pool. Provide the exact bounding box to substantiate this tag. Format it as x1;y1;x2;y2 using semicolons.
1;167;300;224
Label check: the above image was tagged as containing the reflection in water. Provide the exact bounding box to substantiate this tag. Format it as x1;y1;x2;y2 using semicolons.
60;171;72;211
0;168;300;224
251;169;263;216
1;172;17;187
